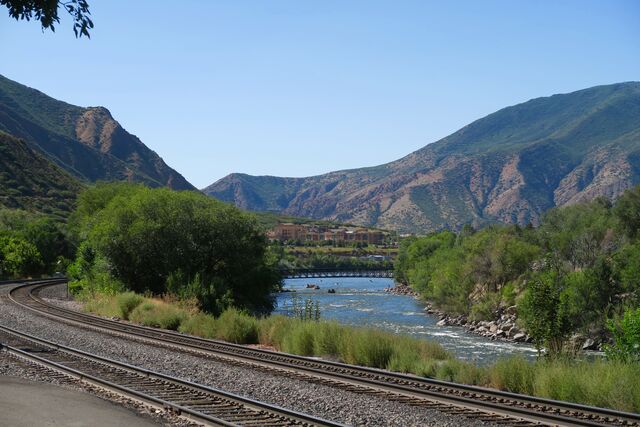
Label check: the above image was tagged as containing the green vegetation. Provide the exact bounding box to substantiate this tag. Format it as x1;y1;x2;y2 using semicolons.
0;74;194;191
3;0;93;38
397;188;640;358
68;182;280;315
0;207;73;278
0;131;83;218
81;289;640;412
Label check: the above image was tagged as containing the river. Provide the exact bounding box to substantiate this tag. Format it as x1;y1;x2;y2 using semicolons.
274;277;538;365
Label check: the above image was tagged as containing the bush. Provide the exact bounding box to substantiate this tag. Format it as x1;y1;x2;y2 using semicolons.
116;292;144;320
604;307;640;362
129;301;187;330
179;313;218;339
281;321;316;356
489;356;535;394
343;329;395;368
257;315;291;348
215;308;259;344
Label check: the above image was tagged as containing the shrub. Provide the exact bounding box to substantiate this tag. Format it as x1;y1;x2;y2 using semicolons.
281;321;316;356
179;313;218;339
215;308;259;344
257;315;291;348
129;301;187;330
604;307;640;362
313;321;345;357
489;356;535;394
345;329;395;368
116;292;144;320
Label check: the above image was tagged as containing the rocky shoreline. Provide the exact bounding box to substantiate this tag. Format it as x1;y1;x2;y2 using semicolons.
384;284;602;351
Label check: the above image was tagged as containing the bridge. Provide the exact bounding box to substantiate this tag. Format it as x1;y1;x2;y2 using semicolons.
279;268;394;279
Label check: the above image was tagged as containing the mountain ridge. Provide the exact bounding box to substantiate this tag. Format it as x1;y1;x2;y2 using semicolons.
0;74;195;191
205;82;640;233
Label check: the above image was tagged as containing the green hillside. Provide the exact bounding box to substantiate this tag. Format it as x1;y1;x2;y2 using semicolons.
0;131;83;217
0;74;195;190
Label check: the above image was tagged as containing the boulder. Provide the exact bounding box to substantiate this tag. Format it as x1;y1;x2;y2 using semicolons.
582;338;597;351
436;319;447;327
512;332;527;342
489;323;499;333
506;305;517;315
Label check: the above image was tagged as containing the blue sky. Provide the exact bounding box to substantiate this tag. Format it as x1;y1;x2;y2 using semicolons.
1;1;639;188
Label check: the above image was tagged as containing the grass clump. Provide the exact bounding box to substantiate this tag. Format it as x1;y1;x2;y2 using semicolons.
533;359;640;412
215;308;258;344
281;320;317;355
129;301;187;330
489;356;535;394
83;293;121;318
178;313;218;339
116;292;144;320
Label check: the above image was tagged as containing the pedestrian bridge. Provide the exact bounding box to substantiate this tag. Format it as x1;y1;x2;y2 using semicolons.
280;268;394;279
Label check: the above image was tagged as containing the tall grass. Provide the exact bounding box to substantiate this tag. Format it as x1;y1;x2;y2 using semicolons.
129;301;187;330
116;292;144;320
80;290;640;412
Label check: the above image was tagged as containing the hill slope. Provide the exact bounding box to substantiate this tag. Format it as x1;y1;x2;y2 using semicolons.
205;82;640;233
0;131;83;217
0;75;194;190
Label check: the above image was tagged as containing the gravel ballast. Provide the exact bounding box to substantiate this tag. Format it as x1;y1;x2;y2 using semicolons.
1;283;493;426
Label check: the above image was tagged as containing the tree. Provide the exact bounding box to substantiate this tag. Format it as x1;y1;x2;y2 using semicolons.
2;0;93;37
614;185;640;240
72;184;280;315
0;236;43;278
604;307;640;362
520;267;574;357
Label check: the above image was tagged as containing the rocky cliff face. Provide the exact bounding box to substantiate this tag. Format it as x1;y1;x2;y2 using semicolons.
205;82;640;233
0;75;194;191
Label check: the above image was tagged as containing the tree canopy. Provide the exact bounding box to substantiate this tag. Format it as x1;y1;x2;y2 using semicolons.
2;0;93;37
69;183;281;315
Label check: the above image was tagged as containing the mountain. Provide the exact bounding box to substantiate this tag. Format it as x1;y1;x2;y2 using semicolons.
0;130;84;217
205;82;640;233
0;74;194;190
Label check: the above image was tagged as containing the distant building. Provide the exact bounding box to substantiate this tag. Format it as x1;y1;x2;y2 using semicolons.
272;223;308;241
270;223;386;245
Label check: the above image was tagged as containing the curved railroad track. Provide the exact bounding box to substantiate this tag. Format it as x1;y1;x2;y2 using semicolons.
7;279;640;427
0;323;339;426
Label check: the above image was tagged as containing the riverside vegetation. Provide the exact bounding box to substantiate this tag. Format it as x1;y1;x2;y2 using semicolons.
2;182;639;412
396;185;640;361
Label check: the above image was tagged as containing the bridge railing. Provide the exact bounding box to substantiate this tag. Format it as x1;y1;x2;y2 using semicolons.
279;268;394;279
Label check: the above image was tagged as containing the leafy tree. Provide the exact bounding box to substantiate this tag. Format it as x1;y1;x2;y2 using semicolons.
614;185;640;240
72;184;280;315
0;208;70;273
604;307;640;362
520;267;574;357
2;0;93;37
0;236;43;277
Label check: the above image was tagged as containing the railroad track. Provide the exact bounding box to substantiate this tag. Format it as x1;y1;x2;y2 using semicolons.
0;323;340;427
7;280;640;427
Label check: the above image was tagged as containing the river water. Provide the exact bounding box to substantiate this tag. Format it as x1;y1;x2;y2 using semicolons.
274;277;538;365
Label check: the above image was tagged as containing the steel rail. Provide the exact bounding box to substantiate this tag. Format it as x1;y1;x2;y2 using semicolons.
9;280;640;427
0;323;341;427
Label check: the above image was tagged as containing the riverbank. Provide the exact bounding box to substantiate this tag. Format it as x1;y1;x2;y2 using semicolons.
385;283;602;351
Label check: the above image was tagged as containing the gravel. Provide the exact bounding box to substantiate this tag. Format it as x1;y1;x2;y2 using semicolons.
1;283;493;426
0;350;197;426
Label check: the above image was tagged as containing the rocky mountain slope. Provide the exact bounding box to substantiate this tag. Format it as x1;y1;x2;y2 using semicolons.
205;82;640;233
0;74;194;190
0;130;83;217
